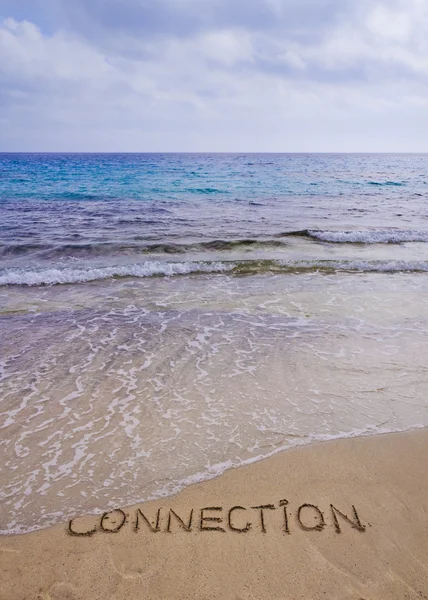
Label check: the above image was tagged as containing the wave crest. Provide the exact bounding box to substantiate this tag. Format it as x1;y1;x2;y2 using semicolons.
0;261;233;286
3;259;428;286
285;229;428;244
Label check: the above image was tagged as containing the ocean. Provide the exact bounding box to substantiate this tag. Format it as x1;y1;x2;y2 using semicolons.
1;152;428;534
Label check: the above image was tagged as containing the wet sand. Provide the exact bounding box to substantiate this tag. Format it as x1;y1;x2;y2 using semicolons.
3;272;428;536
2;429;428;600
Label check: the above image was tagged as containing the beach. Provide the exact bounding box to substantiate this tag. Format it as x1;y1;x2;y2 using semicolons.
2;429;428;599
3;0;428;589
1;153;428;597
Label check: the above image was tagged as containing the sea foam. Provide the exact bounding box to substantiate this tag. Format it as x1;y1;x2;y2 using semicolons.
304;229;428;244
0;261;233;286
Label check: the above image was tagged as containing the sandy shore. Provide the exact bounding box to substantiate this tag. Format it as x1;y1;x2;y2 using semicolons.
2;429;428;600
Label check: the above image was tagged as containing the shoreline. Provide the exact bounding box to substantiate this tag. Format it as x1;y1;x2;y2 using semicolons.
3;269;428;538
2;425;425;538
2;428;428;599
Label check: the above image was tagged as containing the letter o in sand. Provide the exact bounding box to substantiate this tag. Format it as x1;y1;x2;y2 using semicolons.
100;509;127;533
297;504;325;531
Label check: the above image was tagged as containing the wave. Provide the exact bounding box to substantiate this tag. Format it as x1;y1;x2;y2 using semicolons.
283;229;428;244
234;259;428;274
0;238;288;258
186;187;228;194
367;180;404;186
4;229;428;259
0;244;48;256
140;239;286;253
298;260;428;272
0;262;233;286
2;259;428;286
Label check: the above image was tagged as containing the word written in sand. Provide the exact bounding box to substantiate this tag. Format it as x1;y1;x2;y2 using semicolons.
68;499;367;537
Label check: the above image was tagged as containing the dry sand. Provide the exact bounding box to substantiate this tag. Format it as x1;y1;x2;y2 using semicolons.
1;429;428;600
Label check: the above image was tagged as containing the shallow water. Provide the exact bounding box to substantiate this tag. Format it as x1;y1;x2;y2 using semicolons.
1;153;428;533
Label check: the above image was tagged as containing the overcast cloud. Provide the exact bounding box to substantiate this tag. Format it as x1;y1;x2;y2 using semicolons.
1;0;427;151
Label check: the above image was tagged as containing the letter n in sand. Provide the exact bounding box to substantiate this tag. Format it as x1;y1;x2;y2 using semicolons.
135;508;161;532
330;504;366;534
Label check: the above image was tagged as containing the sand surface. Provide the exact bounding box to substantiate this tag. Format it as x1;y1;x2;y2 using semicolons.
1;429;428;600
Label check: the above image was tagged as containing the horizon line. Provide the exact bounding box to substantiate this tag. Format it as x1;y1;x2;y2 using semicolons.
1;151;428;155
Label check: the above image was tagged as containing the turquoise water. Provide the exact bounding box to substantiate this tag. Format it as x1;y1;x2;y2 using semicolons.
2;153;427;202
1;153;428;534
1;153;428;280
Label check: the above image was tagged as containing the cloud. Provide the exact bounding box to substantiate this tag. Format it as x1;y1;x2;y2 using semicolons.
0;0;427;151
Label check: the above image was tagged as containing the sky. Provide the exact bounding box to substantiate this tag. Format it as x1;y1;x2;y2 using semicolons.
0;0;427;152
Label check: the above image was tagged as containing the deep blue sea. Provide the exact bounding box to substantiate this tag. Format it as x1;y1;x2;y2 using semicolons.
1;153;428;534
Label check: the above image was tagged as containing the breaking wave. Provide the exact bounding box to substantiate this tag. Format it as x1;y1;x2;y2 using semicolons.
0;261;233;286
284;229;428;244
2;259;428;286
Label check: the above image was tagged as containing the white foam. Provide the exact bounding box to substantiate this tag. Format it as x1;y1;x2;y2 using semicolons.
3;423;425;536
0;261;233;286
307;229;428;244
2;272;428;535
